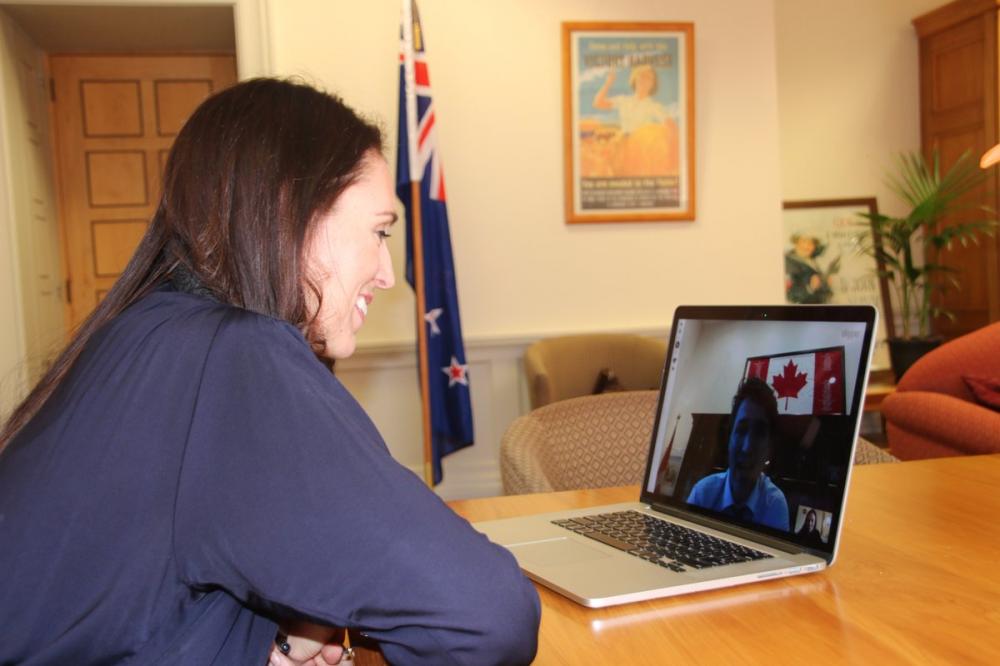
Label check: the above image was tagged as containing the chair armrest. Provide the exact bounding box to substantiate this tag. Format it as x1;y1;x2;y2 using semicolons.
854;437;899;464
500;413;554;495
523;345;553;409
896;322;1000;398
882;391;1000;456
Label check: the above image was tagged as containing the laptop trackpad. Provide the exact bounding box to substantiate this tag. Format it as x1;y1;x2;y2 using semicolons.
510;538;611;566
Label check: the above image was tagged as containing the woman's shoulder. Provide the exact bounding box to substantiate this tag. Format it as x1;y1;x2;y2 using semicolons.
119;285;307;352
689;470;725;495
83;286;317;389
142;289;341;396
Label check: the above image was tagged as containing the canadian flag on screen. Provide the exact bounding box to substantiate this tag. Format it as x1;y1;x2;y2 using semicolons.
744;348;845;415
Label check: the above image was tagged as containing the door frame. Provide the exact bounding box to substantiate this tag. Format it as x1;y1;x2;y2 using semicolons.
0;0;271;78
0;0;270;400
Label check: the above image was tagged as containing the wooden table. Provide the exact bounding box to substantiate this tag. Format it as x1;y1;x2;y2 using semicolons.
450;455;1000;665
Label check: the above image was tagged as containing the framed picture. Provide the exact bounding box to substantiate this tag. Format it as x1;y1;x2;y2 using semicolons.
561;21;695;224
782;198;894;370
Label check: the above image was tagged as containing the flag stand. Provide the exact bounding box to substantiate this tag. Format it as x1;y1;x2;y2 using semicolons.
411;180;435;487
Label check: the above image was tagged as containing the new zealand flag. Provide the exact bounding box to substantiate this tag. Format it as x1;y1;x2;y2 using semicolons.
397;0;473;484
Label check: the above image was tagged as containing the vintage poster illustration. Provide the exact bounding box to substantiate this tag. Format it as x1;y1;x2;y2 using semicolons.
782;199;894;369
563;23;695;223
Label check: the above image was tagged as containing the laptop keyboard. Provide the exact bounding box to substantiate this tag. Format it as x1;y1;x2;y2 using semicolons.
552;510;773;572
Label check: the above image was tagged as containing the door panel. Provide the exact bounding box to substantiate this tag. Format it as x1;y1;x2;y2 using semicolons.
918;12;1000;338
50;55;236;331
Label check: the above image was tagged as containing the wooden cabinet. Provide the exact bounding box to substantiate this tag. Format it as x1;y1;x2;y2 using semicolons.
914;0;1000;338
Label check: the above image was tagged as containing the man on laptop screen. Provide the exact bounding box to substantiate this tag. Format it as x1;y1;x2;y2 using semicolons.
684;377;789;531
646;314;867;553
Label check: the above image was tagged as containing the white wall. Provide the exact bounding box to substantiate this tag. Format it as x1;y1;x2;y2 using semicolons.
268;0;786;346
265;0;785;496
775;0;943;216
0;0;944;497
775;0;946;360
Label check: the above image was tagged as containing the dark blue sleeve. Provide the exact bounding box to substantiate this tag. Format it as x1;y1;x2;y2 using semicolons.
172;311;539;665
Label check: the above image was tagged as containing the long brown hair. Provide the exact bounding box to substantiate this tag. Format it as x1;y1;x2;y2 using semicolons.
0;78;383;450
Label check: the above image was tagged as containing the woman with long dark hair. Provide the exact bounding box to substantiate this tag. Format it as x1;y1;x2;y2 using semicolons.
0;78;539;665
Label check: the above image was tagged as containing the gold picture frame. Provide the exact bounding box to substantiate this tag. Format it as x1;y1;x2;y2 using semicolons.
561;21;695;223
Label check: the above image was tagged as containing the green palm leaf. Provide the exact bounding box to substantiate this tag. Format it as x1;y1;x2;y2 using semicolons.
854;148;998;338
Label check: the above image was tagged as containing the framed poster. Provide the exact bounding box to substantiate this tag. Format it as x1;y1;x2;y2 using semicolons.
782;198;894;370
562;22;695;223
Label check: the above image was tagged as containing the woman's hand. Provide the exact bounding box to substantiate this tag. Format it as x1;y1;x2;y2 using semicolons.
268;622;349;666
268;642;348;666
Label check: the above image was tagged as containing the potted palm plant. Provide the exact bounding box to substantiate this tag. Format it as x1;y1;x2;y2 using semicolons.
858;149;996;380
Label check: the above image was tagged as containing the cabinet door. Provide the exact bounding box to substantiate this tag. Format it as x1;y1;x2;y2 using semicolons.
917;12;1000;337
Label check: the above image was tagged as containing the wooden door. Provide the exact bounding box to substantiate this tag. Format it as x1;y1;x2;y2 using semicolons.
914;3;1000;338
50;55;236;331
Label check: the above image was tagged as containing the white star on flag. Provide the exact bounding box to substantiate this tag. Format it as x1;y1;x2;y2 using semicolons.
442;356;469;387
425;307;443;336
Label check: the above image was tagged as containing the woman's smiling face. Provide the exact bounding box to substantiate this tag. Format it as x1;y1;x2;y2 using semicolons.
305;153;396;359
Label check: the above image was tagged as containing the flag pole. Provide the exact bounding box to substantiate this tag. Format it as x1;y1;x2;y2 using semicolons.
411;180;434;486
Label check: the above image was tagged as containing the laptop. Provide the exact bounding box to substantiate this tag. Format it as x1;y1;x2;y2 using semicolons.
474;304;877;607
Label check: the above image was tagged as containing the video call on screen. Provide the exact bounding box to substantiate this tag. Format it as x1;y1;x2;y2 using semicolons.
646;317;869;551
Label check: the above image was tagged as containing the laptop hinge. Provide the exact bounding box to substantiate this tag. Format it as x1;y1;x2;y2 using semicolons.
647;502;803;555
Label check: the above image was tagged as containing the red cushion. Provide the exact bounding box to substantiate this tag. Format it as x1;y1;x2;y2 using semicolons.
962;375;1000;411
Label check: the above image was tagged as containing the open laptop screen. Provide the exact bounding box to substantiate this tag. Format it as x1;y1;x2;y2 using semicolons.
642;306;876;554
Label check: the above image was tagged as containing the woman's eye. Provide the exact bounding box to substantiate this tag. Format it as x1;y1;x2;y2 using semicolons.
377;229;392;240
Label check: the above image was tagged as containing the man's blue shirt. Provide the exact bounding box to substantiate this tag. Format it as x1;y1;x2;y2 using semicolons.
686;469;790;531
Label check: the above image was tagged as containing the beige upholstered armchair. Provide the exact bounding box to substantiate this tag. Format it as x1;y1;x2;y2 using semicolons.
500;391;898;495
523;333;667;409
501;391;659;495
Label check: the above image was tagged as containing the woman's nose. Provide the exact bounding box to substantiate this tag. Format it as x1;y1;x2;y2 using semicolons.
376;243;395;289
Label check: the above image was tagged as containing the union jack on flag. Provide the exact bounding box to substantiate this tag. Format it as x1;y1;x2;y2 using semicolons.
397;0;473;485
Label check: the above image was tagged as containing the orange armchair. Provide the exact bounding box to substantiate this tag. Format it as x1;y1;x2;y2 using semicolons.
882;322;1000;459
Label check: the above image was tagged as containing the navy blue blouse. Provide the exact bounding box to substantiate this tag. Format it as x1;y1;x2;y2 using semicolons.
0;287;540;665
